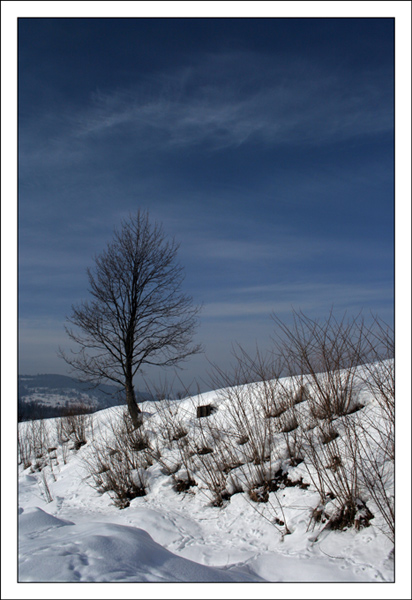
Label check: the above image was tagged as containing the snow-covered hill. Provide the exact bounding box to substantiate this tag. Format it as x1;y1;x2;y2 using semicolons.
18;374;152;421
17;363;396;585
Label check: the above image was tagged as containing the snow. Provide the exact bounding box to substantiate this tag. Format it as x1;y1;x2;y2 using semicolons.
19;506;257;583
18;374;126;417
5;363;411;596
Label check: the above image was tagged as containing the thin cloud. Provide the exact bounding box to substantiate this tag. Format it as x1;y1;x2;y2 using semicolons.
76;64;391;148
180;229;392;265
203;300;294;319
203;281;393;320
20;51;392;170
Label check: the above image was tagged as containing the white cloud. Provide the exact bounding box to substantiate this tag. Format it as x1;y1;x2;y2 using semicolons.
20;51;392;170
178;227;392;266
202;281;393;320
77;59;391;148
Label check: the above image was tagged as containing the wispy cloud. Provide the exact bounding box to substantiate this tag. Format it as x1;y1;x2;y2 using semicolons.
20;51;393;171
179;227;392;266
203;281;393;320
74;53;392;148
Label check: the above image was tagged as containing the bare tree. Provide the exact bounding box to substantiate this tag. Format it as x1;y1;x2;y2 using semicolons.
60;211;202;426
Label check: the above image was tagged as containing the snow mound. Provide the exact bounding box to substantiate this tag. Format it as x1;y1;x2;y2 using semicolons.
19;506;74;534
19;515;261;583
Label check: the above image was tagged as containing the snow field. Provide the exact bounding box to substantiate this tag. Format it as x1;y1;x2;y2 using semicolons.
17;364;395;584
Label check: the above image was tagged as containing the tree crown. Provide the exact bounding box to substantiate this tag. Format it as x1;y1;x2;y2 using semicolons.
60;211;202;388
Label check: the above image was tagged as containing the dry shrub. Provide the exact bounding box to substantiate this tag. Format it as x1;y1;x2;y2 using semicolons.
278;412;299;434
174;477;197;493
156;397;189;444
85;409;150;508
18;419;51;471
60;406;93;450
272;310;367;419
268;310;395;536
72;308;394;545
343;410;394;543
18;427;33;469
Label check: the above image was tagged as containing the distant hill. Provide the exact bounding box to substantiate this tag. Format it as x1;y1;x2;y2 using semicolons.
18;374;152;421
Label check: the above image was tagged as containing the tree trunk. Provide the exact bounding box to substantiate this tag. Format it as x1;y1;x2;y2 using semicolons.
125;378;141;427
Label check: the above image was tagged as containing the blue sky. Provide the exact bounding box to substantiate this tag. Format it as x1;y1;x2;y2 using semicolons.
18;17;395;391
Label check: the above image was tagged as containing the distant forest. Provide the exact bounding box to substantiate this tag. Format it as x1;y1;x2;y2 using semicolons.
18;401;101;422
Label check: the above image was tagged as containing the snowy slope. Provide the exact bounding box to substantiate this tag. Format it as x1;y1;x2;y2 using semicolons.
15;363;399;588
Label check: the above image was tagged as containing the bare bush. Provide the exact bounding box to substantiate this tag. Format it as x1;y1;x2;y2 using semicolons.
268;310;395;533
18;427;33;469
205;348;294;536
357;316;394;460
193;448;230;505
152;399;195;488
30;419;50;461
300;420;363;530
61;409;93;450
84;409;150;508
41;470;53;503
210;347;284;468
345;411;394;542
273;310;367;420
187;408;244;505
155;393;189;445
18;419;51;472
